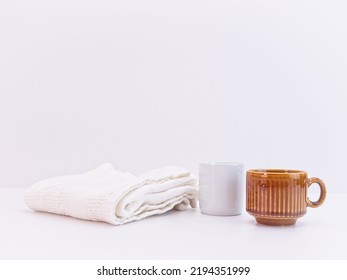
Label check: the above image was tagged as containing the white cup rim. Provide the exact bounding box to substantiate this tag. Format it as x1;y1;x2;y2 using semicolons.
199;161;243;166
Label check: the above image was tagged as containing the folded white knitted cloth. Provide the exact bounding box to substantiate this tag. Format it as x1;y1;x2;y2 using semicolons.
24;163;198;225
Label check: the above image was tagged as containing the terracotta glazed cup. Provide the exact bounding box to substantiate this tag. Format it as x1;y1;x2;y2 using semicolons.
246;169;326;226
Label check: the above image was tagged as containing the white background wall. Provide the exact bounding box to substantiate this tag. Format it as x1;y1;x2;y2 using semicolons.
0;0;346;192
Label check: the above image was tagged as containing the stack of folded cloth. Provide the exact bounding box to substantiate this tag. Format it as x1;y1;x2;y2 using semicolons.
24;163;198;225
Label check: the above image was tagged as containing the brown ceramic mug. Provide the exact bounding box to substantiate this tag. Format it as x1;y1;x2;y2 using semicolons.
246;169;326;226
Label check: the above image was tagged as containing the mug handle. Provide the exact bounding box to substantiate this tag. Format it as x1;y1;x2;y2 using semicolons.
306;177;327;208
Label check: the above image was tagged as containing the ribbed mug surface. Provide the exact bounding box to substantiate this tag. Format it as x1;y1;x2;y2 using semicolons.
246;169;326;226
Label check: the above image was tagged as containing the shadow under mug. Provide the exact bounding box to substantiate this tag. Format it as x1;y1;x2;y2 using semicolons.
246;169;326;226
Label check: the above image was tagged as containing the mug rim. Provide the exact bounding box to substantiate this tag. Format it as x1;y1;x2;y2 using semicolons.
200;161;243;166
247;169;306;174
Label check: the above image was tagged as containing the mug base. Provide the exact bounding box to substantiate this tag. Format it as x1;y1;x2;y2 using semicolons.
201;210;242;216
255;217;297;226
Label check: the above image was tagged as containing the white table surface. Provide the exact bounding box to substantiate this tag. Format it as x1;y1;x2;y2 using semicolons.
0;188;346;260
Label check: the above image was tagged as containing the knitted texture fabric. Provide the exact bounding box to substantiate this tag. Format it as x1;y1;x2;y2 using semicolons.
24;163;198;225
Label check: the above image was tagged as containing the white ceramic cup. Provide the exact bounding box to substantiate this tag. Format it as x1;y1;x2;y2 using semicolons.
199;162;244;216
